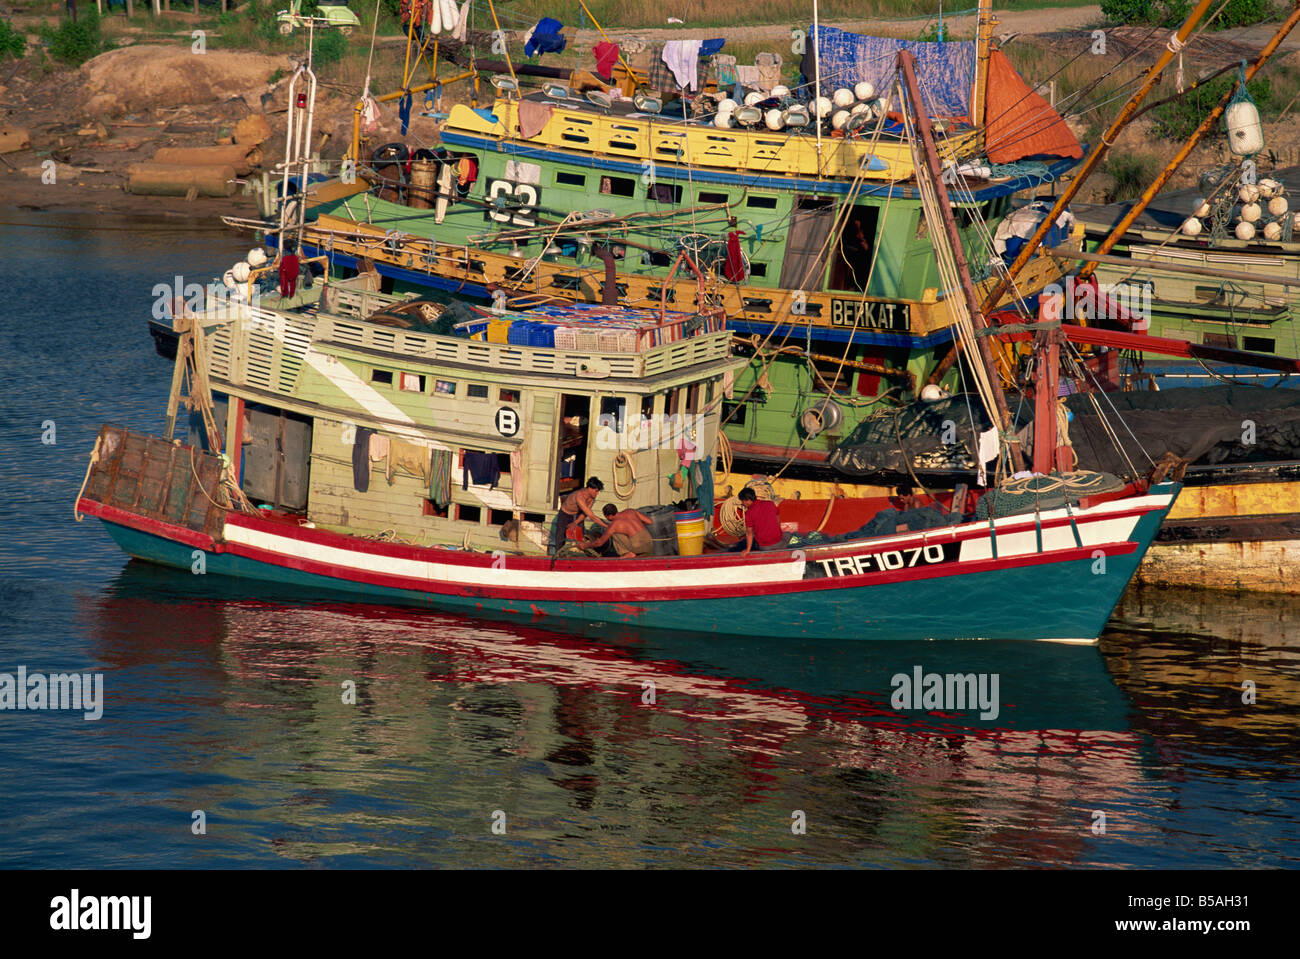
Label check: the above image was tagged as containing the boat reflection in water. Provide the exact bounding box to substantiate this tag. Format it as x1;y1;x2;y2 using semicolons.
81;563;1296;868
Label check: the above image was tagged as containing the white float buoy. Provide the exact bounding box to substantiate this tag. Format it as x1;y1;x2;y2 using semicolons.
1236;220;1257;240
812;95;832;119
718;98;737;114
744;92;764;107
1269;196;1289;216
1259;178;1280;198
232;261;251;283
222;270;237;289
1193;198;1211;218
1239;183;1260;204
831;109;850;130
833;88;855;109
854;81;874;101
850;101;870;116
1242;202;1263;222
1227;99;1264;157
713;112;733;128
1182;217;1203;236
765;108;784;130
1264;221;1283;240
247;248;268;268
771;84;790;98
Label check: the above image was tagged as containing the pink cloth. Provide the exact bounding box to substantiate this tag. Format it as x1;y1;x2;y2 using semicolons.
518;100;554;139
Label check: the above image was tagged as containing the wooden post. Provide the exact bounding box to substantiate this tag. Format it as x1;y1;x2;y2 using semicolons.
1031;292;1067;476
971;0;995;135
900;50;1026;473
125;0;134;17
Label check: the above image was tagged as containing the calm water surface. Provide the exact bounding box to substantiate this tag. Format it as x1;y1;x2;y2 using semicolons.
0;216;1297;868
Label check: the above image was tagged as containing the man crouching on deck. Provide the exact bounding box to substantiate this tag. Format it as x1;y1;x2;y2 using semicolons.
737;487;787;556
583;504;655;557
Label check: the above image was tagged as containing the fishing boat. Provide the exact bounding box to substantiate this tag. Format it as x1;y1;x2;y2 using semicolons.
79;210;1179;642
219;0;1088;493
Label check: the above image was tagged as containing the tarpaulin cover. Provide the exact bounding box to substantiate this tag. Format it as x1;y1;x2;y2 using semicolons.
802;25;975;119
984;48;1082;162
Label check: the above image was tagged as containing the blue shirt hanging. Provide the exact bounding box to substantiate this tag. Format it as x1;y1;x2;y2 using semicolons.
398;92;412;136
524;18;566;58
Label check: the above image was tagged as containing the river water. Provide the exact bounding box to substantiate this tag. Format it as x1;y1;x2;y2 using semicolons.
0;216;1296;869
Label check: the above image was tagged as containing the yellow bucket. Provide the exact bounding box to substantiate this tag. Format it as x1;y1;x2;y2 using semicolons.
674;510;707;556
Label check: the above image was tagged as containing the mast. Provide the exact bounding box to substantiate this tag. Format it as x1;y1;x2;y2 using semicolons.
971;0;995;137
1081;2;1300;280
899;51;1026;473
979;0;1217;313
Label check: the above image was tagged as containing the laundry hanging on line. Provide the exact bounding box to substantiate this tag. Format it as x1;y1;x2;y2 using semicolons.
593;41;620;79
523;18;566;57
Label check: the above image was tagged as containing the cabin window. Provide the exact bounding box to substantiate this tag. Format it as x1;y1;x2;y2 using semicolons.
722;401;747;426
467;383;489;399
641;394;655;420
643;250;674;267
500;388;521;402
556;171;586;187
648;183;683;204
745;194;778;210
667;388;682;416
435;379;457;395
524;512;546;524
810;355;853;393
1244;336;1275;353
399;372;426;393
422;499;449;518
598;396;626;432
457;504;482;523
686;383;701;413
699;190;729;204
371;369;394;385
1203;332;1237;349
489;509;512;526
600;175;635;197
705;380;715;404
750;262;767;278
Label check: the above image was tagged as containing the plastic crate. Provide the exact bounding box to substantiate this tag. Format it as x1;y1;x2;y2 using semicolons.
530;323;555;348
575;328;601;351
553;326;578;350
486;318;511;344
506;321;532;346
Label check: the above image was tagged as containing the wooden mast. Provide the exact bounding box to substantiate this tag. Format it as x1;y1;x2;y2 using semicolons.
972;0;996;138
1081;1;1300;279
979;0;1217;313
899;50;1026;473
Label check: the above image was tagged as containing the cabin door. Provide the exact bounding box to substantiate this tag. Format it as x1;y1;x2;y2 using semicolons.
555;394;593;502
778;196;836;291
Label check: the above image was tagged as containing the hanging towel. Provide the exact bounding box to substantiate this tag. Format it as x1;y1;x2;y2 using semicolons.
646;45;674;94
699;38;725;58
723;230;745;282
453;0;469;41
518;100;554;139
977;427;1000;488
509;448;525;506
430;449;453;508
662;39;703;91
523;18;565;57
593;41;620;79
352;427;374;493
391;438;432;485
463;450;501;490
368;432;392;484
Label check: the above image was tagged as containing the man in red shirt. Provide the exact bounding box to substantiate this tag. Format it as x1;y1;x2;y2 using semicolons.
278;241;301;299
738;487;785;556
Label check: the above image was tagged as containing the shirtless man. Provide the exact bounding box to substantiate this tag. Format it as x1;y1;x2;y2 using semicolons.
550;476;608;554
583;504;655;557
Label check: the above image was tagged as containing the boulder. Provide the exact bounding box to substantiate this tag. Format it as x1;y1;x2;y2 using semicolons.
234;113;272;146
78;45;293;118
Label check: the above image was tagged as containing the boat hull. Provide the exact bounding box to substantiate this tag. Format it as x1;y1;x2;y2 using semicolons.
81;483;1180;643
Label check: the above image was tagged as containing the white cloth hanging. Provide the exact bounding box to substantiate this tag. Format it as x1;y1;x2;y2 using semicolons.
662;39;703;91
976;427;999;488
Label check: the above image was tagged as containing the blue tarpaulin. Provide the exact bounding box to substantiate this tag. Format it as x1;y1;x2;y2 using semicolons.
802;25;976;119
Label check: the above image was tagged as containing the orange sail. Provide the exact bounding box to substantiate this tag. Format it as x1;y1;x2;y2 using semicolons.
984;48;1083;163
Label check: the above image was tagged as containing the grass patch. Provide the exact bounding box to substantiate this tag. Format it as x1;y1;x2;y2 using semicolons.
42;9;103;66
1103;150;1162;203
0;19;26;60
1101;0;1278;30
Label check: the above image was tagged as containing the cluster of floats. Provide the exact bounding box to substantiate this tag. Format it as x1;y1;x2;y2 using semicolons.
87;0;1300;644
